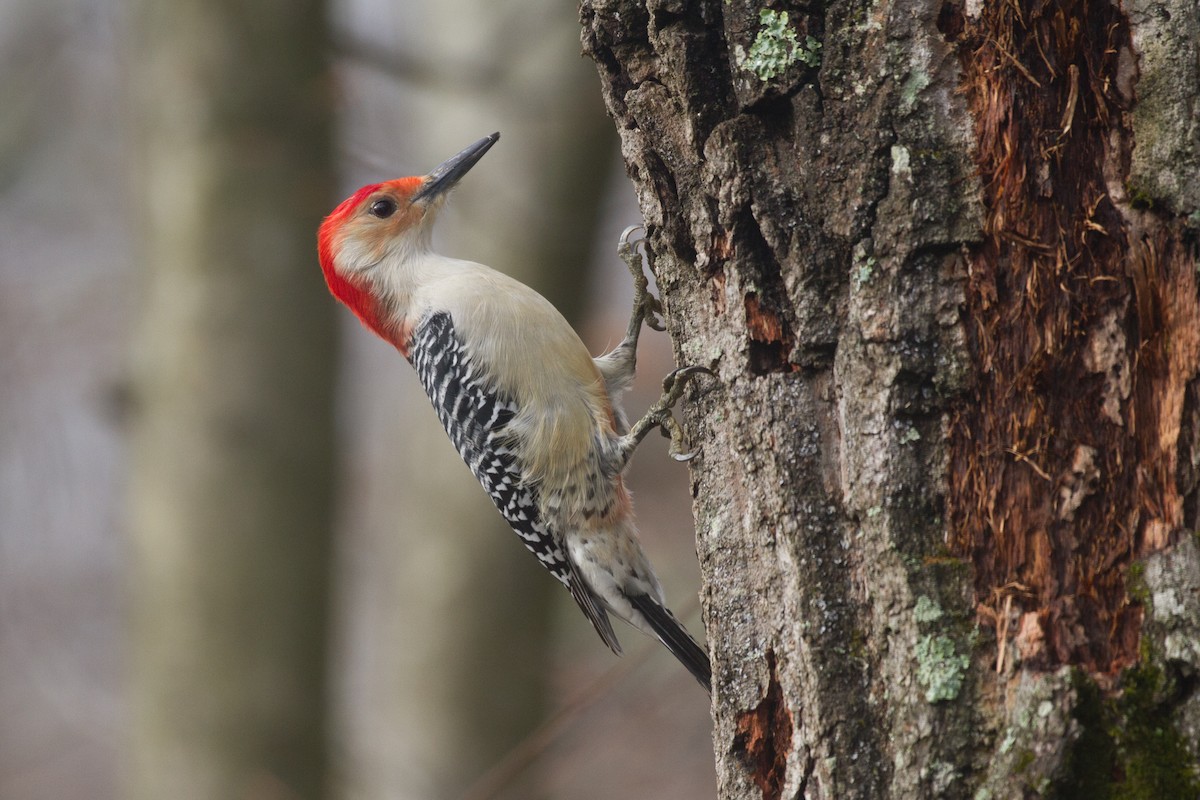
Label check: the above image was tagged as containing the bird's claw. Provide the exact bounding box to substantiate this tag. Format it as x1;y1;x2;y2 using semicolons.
661;365;716;400
618;225;666;333
654;365;715;461
661;416;702;462
612;364;715;472
619;224;645;254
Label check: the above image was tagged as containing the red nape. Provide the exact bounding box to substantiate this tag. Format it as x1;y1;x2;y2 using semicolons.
317;184;390;338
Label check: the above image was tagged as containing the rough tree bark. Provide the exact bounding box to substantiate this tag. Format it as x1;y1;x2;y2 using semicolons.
581;0;1200;798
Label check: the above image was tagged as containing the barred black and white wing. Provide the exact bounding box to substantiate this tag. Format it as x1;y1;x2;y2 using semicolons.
407;312;620;651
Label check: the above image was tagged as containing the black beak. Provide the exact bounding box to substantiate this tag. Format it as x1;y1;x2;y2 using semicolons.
411;132;500;204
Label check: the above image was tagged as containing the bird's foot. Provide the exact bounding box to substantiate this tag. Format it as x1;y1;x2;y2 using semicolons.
615;365;715;469
618;225;664;334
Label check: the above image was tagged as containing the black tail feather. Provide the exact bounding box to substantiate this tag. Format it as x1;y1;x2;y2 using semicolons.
567;560;623;656
629;594;711;693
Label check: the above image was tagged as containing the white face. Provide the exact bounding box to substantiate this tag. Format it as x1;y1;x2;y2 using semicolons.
322;134;497;278
322;179;436;278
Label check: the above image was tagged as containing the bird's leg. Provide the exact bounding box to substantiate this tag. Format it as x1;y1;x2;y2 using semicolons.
595;226;664;402
604;227;713;468
619;225;665;343
611;365;714;471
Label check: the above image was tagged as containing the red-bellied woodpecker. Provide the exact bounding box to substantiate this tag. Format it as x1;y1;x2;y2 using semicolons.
318;132;711;692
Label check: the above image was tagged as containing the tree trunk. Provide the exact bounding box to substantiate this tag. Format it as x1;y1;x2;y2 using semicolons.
581;0;1200;797
126;1;337;797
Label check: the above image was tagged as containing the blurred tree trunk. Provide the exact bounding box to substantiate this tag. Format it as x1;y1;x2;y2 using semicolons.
327;2;616;798
582;0;1200;798
126;1;337;798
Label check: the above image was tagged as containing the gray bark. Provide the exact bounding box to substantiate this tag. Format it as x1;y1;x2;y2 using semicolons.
581;0;1200;798
126;1;337;797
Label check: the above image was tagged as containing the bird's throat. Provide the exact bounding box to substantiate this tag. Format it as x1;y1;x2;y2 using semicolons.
321;268;411;355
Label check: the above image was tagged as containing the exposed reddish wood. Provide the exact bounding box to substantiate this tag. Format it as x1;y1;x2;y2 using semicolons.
744;292;797;374
711;268;728;316
733;652;792;800
945;0;1200;674
1130;234;1200;551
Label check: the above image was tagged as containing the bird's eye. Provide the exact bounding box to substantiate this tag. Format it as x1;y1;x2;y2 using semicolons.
369;198;397;218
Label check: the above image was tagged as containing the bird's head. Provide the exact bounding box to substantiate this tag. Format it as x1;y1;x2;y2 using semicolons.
317;132;500;337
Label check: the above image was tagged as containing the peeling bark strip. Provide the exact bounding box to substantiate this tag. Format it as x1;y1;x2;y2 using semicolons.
944;0;1200;673
732;652;792;800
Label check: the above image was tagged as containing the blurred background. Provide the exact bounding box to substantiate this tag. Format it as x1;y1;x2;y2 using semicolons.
0;0;714;798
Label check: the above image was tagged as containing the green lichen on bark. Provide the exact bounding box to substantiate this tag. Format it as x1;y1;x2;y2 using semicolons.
914;594;945;624
915;634;970;703
735;9;821;80
911;594;970;703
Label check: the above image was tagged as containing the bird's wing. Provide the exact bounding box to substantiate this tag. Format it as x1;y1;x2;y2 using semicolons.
407;311;620;651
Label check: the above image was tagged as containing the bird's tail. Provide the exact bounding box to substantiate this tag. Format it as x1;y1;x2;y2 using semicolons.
629;593;712;693
567;558;623;656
